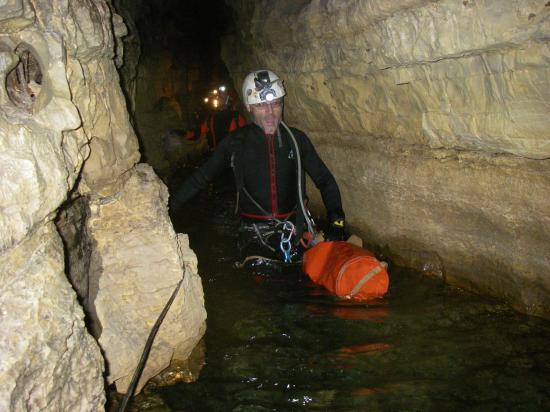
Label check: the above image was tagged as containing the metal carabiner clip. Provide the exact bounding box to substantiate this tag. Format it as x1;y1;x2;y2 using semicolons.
279;221;296;263
280;238;292;263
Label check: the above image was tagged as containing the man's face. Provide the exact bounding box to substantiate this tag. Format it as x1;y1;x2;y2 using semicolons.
247;98;283;135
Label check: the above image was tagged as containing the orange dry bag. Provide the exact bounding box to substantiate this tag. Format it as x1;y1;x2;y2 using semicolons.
302;241;389;300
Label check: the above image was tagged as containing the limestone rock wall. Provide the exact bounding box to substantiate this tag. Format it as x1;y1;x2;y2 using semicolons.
87;164;206;393
0;222;105;411
0;1;106;409
1;0;206;408
222;0;550;317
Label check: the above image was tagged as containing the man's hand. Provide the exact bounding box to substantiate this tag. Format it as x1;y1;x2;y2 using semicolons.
325;218;346;241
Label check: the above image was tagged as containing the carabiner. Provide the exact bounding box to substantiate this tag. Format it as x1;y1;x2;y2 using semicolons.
280;238;292;263
279;221;296;263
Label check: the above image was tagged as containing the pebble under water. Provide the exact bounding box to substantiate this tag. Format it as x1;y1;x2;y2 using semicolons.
119;172;550;412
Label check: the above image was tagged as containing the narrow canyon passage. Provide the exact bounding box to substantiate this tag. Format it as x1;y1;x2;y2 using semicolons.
113;173;550;411
113;0;550;409
121;0;550;319
2;1;549;410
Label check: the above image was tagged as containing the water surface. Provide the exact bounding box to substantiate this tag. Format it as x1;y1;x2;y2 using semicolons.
128;175;550;411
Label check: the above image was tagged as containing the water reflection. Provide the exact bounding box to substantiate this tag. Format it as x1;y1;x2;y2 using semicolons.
305;300;389;323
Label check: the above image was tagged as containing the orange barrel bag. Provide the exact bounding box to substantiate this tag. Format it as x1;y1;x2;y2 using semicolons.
302;241;389;300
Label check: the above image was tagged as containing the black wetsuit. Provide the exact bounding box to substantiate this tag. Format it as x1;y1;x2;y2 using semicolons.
171;122;344;261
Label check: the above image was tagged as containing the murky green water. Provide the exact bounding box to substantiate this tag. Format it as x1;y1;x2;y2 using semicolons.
122;174;550;411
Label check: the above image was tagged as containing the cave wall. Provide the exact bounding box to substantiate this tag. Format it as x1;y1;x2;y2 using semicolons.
0;1;108;409
1;0;206;408
221;0;550;317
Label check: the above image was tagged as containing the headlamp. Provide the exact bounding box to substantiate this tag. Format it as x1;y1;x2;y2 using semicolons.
254;71;278;102
260;88;276;102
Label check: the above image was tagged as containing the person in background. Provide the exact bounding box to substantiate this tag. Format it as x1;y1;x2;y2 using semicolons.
205;106;247;151
179;107;210;142
183;87;247;150
170;69;346;266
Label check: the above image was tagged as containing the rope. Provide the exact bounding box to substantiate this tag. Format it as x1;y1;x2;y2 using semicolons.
280;121;316;237
118;275;185;412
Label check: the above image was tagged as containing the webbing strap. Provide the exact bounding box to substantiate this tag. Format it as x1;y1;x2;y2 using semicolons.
252;223;276;252
347;265;383;299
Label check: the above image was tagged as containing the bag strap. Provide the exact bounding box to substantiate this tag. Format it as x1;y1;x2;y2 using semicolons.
347;266;382;298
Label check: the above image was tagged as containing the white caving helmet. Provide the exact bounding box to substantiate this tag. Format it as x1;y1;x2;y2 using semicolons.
242;69;286;105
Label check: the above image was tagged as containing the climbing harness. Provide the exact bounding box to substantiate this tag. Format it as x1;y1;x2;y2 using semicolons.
234;219;304;268
229;121;319;268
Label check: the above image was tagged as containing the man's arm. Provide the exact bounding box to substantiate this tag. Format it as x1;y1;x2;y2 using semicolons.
170;137;233;210
297;129;345;222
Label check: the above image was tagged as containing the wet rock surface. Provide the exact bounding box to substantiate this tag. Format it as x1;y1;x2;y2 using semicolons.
1;0;206;409
87;164;207;394
0;223;105;411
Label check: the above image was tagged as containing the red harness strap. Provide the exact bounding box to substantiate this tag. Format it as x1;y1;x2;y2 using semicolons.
240;211;295;220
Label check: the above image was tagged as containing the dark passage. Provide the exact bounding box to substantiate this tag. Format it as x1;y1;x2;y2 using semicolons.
126;171;550;411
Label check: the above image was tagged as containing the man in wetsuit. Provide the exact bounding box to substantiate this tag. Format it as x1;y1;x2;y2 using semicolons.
170;69;346;264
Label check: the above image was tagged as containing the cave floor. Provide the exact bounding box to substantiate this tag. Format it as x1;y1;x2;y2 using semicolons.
124;169;550;411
